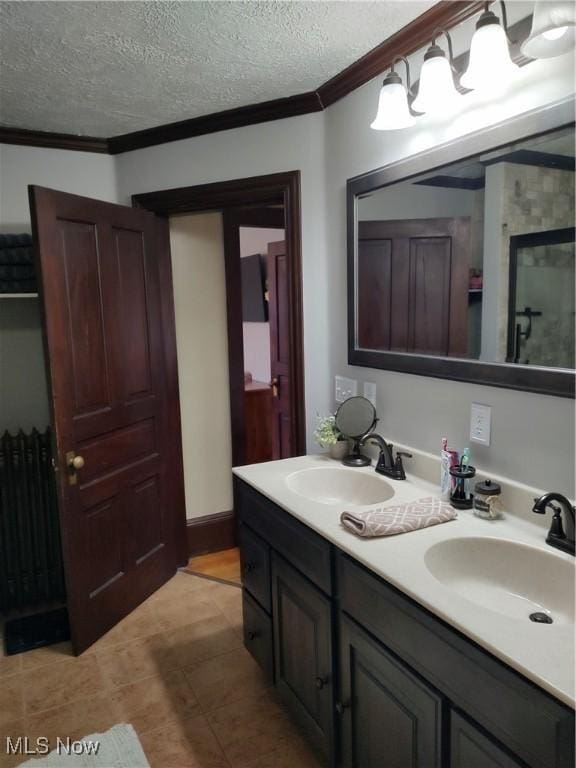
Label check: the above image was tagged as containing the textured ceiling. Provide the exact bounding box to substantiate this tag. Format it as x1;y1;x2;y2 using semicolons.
0;1;433;137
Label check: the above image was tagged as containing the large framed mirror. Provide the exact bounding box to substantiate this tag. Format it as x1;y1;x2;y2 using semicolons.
347;101;575;398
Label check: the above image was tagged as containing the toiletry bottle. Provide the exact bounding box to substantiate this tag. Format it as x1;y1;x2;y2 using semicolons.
440;437;459;501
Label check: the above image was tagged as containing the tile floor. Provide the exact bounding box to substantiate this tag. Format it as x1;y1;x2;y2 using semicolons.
0;571;325;768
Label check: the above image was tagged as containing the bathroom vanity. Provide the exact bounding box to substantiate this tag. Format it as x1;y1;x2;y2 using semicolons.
233;455;575;768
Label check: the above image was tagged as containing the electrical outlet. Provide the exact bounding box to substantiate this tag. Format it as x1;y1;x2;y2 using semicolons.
335;375;358;403
363;382;377;406
470;403;491;446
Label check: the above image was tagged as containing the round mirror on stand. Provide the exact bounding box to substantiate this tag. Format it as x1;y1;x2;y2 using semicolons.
335;396;378;467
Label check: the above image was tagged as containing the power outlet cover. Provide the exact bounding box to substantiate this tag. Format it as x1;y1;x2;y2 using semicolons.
363;382;377;407
470;403;491;446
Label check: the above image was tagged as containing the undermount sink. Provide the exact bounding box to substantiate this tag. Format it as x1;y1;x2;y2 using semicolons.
285;466;395;506
425;537;575;625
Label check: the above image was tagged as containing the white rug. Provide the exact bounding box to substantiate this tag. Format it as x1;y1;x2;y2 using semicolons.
17;724;150;768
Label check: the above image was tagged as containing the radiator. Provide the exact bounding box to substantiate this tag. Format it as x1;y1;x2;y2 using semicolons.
0;428;65;613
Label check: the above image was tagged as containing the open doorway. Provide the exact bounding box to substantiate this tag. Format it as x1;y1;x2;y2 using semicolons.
235;209;287;462
133;172;305;554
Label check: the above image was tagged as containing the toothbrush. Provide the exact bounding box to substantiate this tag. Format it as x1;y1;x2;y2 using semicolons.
461;447;470;471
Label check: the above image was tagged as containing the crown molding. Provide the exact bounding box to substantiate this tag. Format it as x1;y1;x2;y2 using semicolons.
317;1;486;107
108;91;322;154
0;126;109;153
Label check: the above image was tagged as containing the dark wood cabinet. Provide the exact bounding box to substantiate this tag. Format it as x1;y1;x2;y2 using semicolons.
450;711;524;768
235;478;575;768
271;552;334;760
339;615;442;768
244;381;274;464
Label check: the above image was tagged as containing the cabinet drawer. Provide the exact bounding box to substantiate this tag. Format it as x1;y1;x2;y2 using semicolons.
242;589;273;682
235;478;333;595
338;553;574;768
239;524;271;613
451;711;524;768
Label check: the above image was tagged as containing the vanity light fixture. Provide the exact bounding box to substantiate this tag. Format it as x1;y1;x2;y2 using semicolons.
370;56;416;131
412;30;461;115
521;1;575;59
460;2;519;92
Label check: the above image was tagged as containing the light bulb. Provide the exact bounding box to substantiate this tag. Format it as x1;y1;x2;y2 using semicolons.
521;2;575;58
460;15;518;92
412;46;461;115
370;74;416;131
543;26;568;40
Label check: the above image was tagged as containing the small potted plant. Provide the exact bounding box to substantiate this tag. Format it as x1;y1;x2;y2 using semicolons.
314;414;348;460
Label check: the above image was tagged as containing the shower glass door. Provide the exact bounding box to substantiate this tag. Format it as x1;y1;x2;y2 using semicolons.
508;228;575;369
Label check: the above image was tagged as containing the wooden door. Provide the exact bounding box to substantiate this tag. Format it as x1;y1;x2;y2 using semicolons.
357;218;470;356
450;712;524;768
271;552;334;760
29;186;186;653
339;615;442;768
267;240;291;458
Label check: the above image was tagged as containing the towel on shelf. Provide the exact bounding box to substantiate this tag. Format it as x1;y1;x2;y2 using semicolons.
340;496;457;538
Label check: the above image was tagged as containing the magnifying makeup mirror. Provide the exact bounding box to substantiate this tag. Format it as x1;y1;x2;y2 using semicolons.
335;396;378;467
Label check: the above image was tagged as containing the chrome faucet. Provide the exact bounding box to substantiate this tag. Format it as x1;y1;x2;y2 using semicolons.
532;493;575;556
360;434;412;480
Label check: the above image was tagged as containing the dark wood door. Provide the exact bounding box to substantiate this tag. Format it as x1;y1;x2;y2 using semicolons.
339;615;442;768
357;218;470;356
267;240;292;459
29;186;186;653
450;712;523;768
271;552;334;760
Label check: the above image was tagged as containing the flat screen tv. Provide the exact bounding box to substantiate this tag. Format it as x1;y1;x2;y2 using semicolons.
241;253;268;322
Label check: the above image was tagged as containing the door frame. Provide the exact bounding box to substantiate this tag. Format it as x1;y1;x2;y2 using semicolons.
133;171;306;466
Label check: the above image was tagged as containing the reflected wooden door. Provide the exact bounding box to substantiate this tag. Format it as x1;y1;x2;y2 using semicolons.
357;218;470;356
29;186;186;653
267;240;291;459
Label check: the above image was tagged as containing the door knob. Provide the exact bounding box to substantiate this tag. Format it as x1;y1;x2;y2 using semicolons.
271;377;279;398
335;700;350;715
66;451;85;485
70;455;85;470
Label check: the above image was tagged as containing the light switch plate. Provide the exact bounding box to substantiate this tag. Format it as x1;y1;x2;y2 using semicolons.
470;403;491;446
335;375;358;403
363;382;377;407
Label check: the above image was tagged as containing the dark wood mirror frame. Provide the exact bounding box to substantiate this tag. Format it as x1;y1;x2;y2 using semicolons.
347;99;575;399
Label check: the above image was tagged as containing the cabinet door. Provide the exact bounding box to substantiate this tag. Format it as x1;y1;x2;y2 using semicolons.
271;552;334;760
339;615;442;768
451;711;524;768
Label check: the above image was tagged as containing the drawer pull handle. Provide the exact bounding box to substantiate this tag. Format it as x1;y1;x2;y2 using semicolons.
335;700;350;715
243;562;256;574
315;676;328;690
247;630;260;641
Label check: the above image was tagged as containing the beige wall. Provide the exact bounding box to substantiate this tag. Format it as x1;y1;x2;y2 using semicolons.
169;213;233;520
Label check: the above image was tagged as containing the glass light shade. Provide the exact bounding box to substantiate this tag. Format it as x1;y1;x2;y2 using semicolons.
460;22;519;91
412;54;461;114
370;81;416;131
521;1;575;59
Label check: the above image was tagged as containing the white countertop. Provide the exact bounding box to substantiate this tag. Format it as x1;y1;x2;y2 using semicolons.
233;454;575;708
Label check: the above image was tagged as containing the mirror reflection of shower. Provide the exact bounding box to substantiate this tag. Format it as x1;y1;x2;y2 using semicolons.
508;228;575;369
